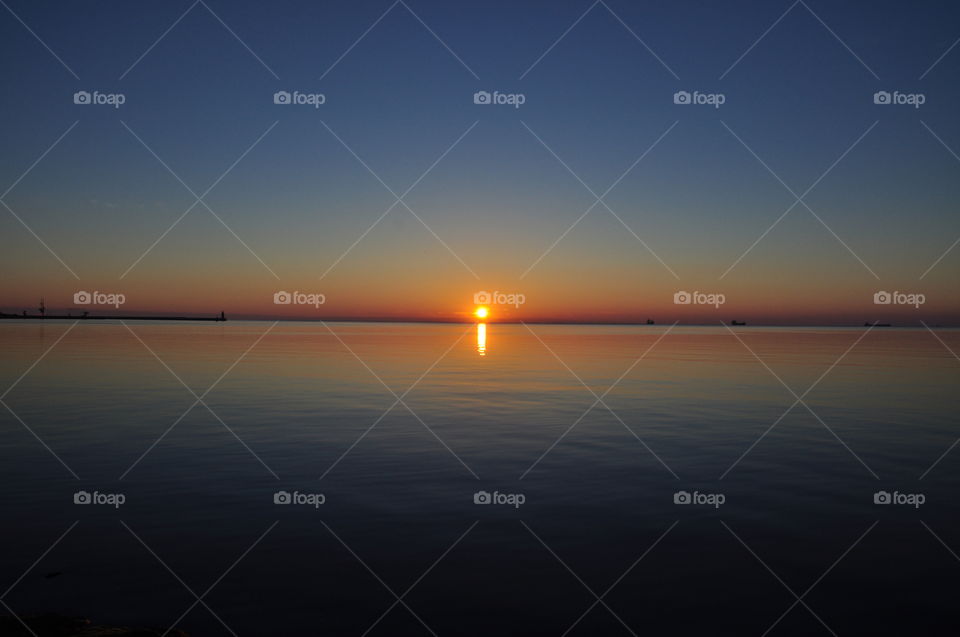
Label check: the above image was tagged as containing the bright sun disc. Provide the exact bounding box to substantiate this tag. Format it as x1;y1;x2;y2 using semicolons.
475;306;489;319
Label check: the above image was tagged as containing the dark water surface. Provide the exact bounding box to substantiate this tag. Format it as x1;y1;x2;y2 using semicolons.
1;321;958;635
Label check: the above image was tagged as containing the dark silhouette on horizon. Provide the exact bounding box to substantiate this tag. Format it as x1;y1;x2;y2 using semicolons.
0;301;227;322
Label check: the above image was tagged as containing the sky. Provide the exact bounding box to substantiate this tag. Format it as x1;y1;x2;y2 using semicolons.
1;0;958;324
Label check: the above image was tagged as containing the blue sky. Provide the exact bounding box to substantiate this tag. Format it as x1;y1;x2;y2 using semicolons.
1;0;958;322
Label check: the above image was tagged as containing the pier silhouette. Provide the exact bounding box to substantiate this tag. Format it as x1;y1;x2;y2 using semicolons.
1;302;227;322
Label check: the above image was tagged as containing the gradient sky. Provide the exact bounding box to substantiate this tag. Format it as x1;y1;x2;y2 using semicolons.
1;0;958;323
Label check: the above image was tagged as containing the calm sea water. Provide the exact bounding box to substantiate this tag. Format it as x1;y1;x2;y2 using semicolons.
1;321;958;635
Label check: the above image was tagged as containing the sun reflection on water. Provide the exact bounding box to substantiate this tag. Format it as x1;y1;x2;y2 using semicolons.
477;322;486;356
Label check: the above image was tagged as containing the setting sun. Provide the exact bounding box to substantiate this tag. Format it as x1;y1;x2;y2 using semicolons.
474;306;489;320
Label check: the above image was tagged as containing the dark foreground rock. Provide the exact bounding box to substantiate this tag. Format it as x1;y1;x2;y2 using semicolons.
0;614;189;636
